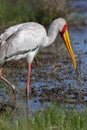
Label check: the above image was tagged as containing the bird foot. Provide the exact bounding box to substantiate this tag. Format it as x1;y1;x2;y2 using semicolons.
0;75;16;94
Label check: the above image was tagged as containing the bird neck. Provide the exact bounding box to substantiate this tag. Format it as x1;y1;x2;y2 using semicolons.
47;20;59;46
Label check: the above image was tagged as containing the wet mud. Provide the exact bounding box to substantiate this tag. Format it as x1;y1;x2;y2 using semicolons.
0;0;87;113
39;87;87;104
0;26;87;112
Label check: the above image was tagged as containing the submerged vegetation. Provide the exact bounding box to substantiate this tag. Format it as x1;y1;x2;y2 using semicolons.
0;104;87;130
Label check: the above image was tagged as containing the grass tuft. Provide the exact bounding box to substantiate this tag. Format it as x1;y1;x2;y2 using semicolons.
0;104;87;130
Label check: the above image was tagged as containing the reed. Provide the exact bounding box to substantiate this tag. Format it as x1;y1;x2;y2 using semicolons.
0;0;66;27
0;104;87;130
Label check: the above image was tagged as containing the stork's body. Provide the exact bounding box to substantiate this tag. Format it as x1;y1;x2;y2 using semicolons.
0;22;48;62
0;18;76;98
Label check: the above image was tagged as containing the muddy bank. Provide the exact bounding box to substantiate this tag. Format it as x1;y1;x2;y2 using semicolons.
39;87;87;104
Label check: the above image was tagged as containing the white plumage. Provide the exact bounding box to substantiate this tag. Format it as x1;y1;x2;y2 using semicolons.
0;18;76;98
0;22;47;63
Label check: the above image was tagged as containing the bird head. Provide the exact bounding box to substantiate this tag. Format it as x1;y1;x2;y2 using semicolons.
58;18;76;69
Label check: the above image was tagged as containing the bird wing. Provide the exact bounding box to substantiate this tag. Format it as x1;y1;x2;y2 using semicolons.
3;23;46;59
0;23;24;46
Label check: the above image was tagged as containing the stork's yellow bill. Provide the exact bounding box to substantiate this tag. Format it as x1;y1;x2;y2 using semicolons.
61;25;76;69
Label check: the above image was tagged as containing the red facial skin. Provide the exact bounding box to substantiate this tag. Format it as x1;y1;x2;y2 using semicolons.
61;24;67;35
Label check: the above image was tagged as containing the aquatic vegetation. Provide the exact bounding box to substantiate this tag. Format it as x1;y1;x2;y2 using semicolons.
0;0;66;27
0;104;87;130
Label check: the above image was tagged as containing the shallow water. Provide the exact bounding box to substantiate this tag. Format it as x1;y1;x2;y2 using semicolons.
0;0;87;116
18;0;87;113
68;0;87;12
11;25;87;115
67;0;87;25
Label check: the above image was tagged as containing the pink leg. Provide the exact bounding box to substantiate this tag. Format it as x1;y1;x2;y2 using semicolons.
0;68;3;76
0;67;15;92
26;64;31;98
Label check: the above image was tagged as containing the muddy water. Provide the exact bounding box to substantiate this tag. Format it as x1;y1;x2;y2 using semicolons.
0;0;87;115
